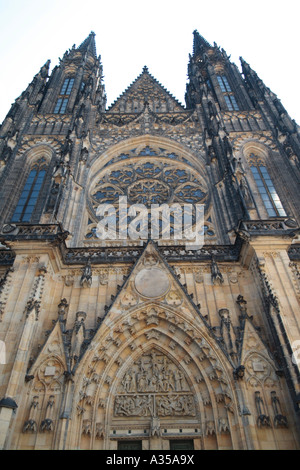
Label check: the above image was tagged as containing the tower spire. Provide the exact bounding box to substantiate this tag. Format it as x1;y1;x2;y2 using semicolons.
192;30;211;56
77;31;97;58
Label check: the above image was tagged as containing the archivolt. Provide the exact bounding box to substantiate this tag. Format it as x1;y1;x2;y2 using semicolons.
69;303;240;447
88;135;207;183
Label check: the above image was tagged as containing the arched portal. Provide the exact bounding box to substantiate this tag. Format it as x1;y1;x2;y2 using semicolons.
68;301;244;450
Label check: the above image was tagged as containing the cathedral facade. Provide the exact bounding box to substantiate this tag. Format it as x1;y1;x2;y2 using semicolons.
0;31;299;450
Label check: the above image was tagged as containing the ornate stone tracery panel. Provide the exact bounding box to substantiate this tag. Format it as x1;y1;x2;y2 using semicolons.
85;146;216;242
90;158;207;209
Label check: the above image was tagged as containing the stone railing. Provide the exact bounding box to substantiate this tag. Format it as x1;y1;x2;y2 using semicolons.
238;219;299;237
0;223;62;239
0;221;299;265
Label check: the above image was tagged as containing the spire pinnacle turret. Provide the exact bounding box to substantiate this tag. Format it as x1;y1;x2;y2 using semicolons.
192;30;211;56
77;31;97;58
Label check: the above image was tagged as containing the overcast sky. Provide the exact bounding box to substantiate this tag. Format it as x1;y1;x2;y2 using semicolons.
0;0;299;124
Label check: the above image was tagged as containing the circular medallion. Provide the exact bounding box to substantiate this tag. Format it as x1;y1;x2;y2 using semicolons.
135;267;170;298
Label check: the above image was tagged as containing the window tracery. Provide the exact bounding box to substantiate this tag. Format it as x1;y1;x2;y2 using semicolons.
85;147;216;242
11;158;47;223
248;153;286;217
217;75;239;111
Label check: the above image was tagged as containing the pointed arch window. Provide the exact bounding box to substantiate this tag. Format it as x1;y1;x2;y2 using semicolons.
249;154;286;217
54;78;74;114
217;75;239;111
11;160;47;222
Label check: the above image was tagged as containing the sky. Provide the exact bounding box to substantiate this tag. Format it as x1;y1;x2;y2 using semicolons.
0;0;299;124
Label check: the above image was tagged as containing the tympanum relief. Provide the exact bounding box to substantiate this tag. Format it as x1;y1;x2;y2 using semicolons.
114;350;196;418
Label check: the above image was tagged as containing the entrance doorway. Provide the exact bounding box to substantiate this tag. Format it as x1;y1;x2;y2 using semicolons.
170;440;194;450
118;440;143;450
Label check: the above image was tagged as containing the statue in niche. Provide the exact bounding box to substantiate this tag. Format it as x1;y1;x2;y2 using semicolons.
23;396;39;432
80;259;92;288
239;176;253;208
58;298;68;320
271;391;288;428
82;419;92;436
255;391;271;428
95;423;104;439
40;395;55;432
218;417;230;434
151;417;161;437
71;311;86;364
211;257;224;285
61;130;73;162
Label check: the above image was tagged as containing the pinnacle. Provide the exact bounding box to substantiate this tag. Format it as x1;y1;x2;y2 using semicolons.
77;31;97;58
192;30;211;56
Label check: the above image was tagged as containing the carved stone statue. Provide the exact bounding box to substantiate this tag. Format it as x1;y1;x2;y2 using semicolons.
271;391;288;428
23;396;39;433
40;395;55;432
151;417;161;437
211;257;224;285
114;350;196;418
239;176;253;208
80;260;92;288
255;391;271;428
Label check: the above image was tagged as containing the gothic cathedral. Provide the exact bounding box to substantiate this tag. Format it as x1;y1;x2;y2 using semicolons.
0;31;299;450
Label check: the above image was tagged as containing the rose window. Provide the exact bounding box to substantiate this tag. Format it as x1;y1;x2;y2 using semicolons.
86;149;216;241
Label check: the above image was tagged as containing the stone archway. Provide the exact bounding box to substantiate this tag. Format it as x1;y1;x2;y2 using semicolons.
107;345;199;450
69;300;244;450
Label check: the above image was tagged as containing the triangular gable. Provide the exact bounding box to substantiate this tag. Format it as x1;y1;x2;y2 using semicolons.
88;241;229;363
239;318;280;384
27;320;68;378
108;67;185;114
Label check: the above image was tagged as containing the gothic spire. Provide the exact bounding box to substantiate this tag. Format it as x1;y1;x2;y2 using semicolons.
192;30;211;56
77;31;97;58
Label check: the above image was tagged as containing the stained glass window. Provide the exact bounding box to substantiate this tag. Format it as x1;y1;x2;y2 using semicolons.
249;155;286;217
217;75;239;111
54;78;74;114
11;162;47;222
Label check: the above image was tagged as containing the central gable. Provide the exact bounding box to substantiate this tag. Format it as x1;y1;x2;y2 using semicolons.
108;66;185;114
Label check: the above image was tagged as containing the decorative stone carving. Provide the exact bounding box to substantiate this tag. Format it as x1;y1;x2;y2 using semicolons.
114;350;195;417
205;420;215;436
82;419;92;436
218;417;230;434
80;260;92;288
211;257;224;285
95;423;104;439
58;298;69;320
194;270;203;284
151;417;161;437
99;271;109;285
40;395;55;432
255;391;271;428
25;299;40;320
71;312;87;364
271;391;288;428
23;396;39;433
120;288;139;307
165;290;182;306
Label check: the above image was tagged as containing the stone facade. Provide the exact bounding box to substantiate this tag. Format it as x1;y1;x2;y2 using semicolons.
0;31;299;450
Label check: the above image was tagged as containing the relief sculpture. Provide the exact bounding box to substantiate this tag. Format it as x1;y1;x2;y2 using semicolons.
114;350;196;417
